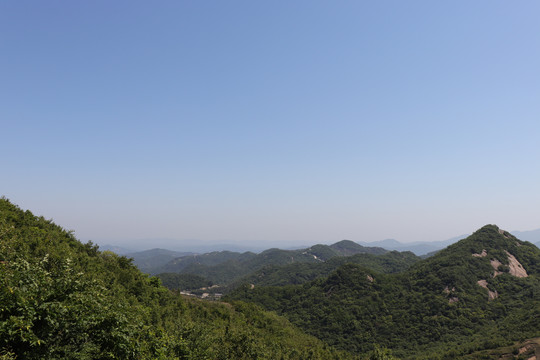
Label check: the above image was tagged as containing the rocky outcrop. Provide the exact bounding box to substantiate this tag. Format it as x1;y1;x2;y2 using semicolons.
505;251;528;278
477;279;498;300
472;249;487;257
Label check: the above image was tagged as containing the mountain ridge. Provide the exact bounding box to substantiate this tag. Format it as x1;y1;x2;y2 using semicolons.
228;224;540;358
151;241;392;285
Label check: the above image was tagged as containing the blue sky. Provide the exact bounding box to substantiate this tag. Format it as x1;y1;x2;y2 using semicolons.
2;1;539;250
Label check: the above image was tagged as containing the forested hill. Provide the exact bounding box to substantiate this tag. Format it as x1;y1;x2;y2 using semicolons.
148;238;391;287
0;198;357;359
152;241;387;274
231;250;419;289
228;225;540;359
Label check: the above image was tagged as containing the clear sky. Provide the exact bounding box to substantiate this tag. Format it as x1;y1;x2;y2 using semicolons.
2;1;539;250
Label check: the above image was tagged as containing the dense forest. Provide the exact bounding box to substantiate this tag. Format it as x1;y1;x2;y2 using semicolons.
227;225;540;359
2;198;539;359
0;198;356;359
139;237;412;294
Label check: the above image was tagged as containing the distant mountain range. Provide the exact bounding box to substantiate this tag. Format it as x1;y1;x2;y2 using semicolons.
98;241;268;254
118;229;540;281
124;248;194;273
356;234;468;255
355;228;540;255
150;241;392;285
100;228;540;259
97;244;135;255
510;228;540;244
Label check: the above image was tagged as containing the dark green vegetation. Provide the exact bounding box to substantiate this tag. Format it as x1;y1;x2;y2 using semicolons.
459;337;540;359
228;225;540;359
3;198;539;360
233;251;418;288
329;240;388;256
152;239;392;287
0;198;357;359
156;273;213;291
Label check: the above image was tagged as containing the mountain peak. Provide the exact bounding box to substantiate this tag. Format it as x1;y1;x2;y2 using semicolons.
475;224;510;236
329;240;388;256
462;224;519;248
409;224;540;298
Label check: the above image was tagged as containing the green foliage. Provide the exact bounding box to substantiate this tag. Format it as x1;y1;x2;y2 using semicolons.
231;250;419;289
330;240;388;256
0;198;355;359
0;255;141;359
156;251;257;274
368;346;398;360
152;241;394;287
7;199;539;360
156;272;213;291
229;225;540;359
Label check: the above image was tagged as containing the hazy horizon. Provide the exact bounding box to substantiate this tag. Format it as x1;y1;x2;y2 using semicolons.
2;2;539;250
69;226;540;253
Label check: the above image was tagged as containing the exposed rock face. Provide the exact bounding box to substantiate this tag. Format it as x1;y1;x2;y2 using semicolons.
443;286;455;294
472;245;529;301
473;248;528;278
498;228;510;238
443;286;458;303
472;249;487;257
477;279;487;288
505;251;528;278
490;258;503;277
477;279;498;300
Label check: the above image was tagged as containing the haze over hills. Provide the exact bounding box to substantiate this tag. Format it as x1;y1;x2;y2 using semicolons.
97;244;135;255
102;228;539;260
100;229;540;260
356;235;468;255
121;229;540;279
124;248;194;274
510;228;540;245
98;240;269;254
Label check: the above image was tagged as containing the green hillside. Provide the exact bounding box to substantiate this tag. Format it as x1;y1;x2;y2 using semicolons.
228;225;540;359
0;198;356;360
232;250;419;288
154;241;391;286
330;240;388;256
156;273;213;291
156;250;258;274
6;198;537;359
